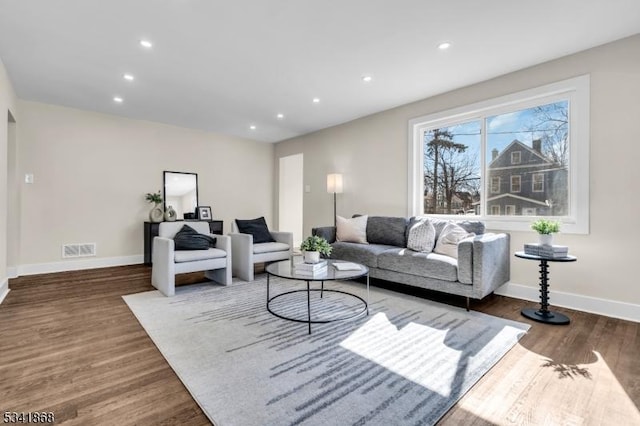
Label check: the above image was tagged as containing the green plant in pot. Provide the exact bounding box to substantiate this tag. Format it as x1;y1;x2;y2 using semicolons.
531;219;560;246
300;235;332;263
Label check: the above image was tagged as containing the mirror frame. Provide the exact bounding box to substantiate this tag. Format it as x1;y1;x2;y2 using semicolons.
163;171;199;220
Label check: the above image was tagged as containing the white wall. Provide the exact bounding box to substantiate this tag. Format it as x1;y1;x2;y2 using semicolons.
275;34;640;321
16;100;274;273
0;57;18;302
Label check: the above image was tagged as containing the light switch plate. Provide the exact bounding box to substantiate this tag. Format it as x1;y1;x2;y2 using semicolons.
25;173;34;184
305;185;311;193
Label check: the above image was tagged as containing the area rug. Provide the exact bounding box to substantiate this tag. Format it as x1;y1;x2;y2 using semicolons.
123;276;529;426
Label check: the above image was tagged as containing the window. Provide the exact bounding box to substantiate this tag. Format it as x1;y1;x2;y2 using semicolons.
510;176;521;193
511;151;521;164
532;173;544;192
491;177;500;194
408;75;590;234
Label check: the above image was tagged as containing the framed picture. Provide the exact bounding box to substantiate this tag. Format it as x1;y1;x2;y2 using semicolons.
196;206;212;220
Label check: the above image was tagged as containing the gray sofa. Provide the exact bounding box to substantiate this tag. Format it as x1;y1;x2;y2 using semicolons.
312;216;510;308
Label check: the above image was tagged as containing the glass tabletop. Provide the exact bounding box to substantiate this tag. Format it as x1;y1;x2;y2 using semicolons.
266;259;369;281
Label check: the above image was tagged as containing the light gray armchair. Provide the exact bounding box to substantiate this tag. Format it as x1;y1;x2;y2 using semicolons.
151;221;232;296
230;218;293;281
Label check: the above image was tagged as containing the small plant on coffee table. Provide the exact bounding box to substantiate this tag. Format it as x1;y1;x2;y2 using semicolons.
300;235;333;257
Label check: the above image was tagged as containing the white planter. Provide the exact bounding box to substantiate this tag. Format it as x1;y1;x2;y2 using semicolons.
538;233;553;246
303;251;320;264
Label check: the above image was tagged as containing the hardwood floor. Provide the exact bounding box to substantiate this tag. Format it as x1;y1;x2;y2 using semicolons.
1;265;638;425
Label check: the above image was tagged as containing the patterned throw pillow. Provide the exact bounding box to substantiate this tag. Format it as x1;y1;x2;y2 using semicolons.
406;219;436;252
433;222;475;259
336;215;368;244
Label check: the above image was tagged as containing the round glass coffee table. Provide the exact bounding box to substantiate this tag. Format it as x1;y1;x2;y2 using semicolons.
266;259;369;334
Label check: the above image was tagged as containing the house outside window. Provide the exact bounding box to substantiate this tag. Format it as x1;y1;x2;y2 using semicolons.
408;75;590;233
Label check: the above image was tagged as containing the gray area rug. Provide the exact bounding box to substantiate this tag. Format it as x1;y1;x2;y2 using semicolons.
123;276;529;426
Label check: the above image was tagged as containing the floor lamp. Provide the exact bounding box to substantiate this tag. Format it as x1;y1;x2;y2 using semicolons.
327;173;343;227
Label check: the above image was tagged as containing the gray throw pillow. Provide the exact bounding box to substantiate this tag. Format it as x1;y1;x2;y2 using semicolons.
406;219;436;252
174;225;217;250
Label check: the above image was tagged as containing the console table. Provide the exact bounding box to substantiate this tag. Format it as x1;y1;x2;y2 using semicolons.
144;220;223;265
514;251;576;325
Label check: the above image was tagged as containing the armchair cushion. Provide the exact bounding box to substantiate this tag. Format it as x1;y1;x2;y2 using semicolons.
235;217;276;244
174;248;227;263
253;242;290;254
174;224;217;250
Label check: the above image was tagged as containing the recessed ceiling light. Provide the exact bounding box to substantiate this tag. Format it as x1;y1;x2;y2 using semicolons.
113;96;123;103
139;39;153;49
312;98;320;104
438;41;451;50
276;113;284;120
249;124;256;130
362;75;373;83
123;73;134;81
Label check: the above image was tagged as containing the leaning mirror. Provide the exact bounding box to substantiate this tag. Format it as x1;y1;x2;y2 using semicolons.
163;171;198;220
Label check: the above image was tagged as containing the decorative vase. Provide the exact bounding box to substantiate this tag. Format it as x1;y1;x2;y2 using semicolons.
303;251;320;264
164;206;177;222
539;233;553;246
149;203;164;223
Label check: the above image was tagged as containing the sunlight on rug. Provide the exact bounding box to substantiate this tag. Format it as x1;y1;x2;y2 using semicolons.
123;276;529;426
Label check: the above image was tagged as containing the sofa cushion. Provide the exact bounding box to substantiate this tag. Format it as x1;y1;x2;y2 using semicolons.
174;248;227;263
330;242;396;268
433;222;475;259
366;216;408;247
406;219;436;252
235;217;276;244
377;248;459;282
336;215;368;244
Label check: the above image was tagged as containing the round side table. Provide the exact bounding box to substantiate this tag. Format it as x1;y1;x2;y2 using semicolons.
514;251;577;325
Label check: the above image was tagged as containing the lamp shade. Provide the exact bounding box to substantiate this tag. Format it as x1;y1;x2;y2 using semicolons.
327;173;343;194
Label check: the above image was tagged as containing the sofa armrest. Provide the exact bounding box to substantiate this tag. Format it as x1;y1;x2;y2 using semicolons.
464;233;510;299
270;231;294;251
312;226;336;243
211;234;231;253
151;236;176;296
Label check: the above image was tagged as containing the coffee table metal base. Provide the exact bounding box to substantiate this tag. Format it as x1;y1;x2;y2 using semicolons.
521;308;570;325
267;288;368;334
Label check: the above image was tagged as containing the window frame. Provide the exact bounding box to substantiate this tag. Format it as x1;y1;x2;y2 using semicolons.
511;151;521;165
532;173;544;192
490;177;500;194
408;75;590;234
510;175;521;193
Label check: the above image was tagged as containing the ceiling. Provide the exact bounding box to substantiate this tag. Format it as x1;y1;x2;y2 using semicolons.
1;1;639;143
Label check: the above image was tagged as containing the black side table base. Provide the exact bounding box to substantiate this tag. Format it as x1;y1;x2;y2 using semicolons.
521;308;570;325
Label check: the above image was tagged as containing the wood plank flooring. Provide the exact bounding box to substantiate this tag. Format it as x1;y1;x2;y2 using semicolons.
1;265;638;425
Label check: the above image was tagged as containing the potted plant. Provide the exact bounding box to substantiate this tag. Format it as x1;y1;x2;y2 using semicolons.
145;190;164;223
531;219;560;246
300;235;333;263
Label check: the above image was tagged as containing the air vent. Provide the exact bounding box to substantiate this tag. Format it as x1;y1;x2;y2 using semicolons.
62;243;96;258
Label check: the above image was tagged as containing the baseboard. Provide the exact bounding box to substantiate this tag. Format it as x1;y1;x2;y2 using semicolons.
0;278;9;305
495;282;640;323
7;266;18;279
17;255;144;276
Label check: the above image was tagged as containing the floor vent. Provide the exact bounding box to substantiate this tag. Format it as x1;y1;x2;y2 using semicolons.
62;243;97;258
